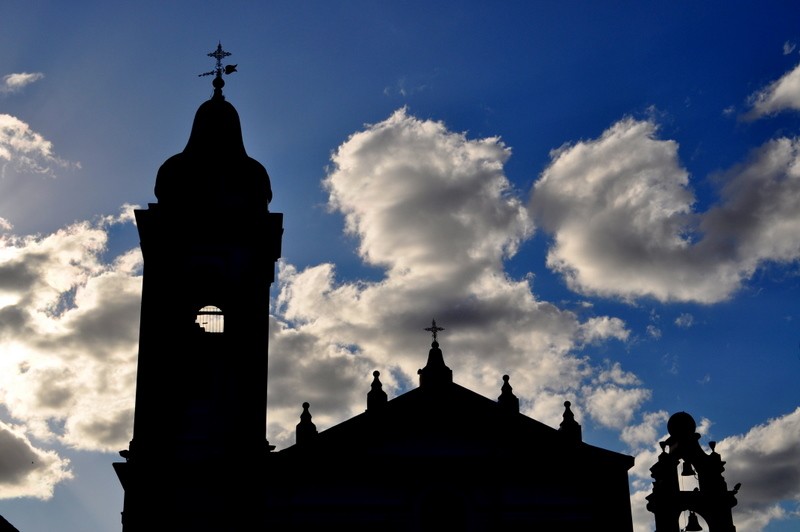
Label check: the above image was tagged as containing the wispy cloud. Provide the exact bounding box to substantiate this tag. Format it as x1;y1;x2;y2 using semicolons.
0;114;78;177
783;41;796;55
674;313;694;327
383;75;432;98
1;72;44;94
743;63;800;120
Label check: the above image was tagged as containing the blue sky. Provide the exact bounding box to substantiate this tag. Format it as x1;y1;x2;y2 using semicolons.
1;2;800;530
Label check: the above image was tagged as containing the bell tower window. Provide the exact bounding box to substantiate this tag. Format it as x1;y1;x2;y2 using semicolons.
196;305;224;333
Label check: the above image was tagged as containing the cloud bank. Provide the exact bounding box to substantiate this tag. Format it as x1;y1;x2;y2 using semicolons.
0;208;140;498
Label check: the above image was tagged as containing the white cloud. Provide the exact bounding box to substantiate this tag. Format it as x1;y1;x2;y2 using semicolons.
783;41;797;55
674;312;694;327
621;410;669;449
595;361;640;386
325;108;531;274
530;118;800;303
579;316;629;344
0;114;76;177
1;72;44;94
744;63;800;120
582;385;650;429
267;109;636;446
0;211;141;498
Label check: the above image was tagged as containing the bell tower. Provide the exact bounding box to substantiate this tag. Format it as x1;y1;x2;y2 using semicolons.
114;44;283;531
646;412;740;532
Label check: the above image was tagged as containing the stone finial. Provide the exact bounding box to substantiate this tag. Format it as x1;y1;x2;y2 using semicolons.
367;370;388;411
497;375;519;414
558;400;582;443
296;402;317;445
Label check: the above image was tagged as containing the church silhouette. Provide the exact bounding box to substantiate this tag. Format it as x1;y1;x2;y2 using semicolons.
112;45;739;532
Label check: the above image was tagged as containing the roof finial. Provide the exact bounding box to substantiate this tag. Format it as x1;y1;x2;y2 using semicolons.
559;400;582;444
418;319;452;388
198;42;237;98
296;402;317;445
367;370;388;411
424;319;445;343
497;374;519;414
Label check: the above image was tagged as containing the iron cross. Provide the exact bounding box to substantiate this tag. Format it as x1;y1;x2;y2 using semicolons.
424;319;445;342
199;42;235;77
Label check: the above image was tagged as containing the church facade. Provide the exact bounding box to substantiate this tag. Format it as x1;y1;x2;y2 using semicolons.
114;45;640;531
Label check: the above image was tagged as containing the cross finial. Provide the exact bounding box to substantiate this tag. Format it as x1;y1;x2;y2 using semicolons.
198;42;237;79
424;319;445;342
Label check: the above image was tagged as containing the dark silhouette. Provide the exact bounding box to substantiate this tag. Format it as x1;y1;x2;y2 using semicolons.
646;412;740;531
114;46;639;531
0;515;19;532
113;44;283;531
266;322;635;530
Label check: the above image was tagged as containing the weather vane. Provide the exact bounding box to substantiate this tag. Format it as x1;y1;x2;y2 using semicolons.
424;319;445;342
198;42;237;79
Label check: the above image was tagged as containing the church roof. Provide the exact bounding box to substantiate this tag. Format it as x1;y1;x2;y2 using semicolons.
280;332;633;471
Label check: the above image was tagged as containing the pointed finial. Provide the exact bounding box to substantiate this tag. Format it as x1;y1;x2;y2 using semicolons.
497;374;519;413
198;42;237;98
367;370;388;411
424;319;445;344
559;400;582;444
296;401;317;445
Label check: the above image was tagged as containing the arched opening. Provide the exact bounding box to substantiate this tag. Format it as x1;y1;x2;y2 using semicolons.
681;509;708;531
195;305;224;333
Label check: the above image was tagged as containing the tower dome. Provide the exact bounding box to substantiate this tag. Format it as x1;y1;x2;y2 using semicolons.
154;46;272;212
